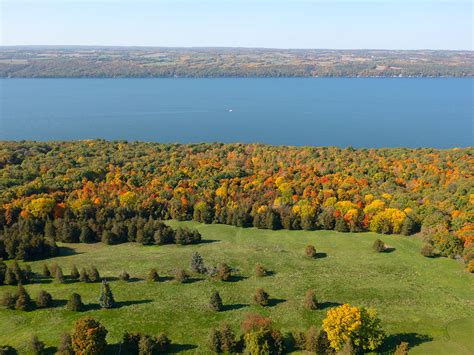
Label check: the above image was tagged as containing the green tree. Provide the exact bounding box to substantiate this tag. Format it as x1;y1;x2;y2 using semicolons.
67;293;84;311
209;291;223;311
15;284;33;311
99;280;115;309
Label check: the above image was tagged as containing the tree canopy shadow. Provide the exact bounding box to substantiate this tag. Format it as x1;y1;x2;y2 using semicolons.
380;333;433;352
51;299;68;308
32;278;53;285
268;298;286;307
318;301;342;310
315;252;327;259
167;343;198;353
56;246;82;257
116;299;153;308
198;239;220;244
159;276;174;282
383;247;396;253
227;275;248;283
222;303;248;312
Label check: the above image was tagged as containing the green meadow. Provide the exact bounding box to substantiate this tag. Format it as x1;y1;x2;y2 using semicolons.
1;221;473;354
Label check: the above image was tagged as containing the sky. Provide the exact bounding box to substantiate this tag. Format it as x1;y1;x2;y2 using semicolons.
0;0;472;50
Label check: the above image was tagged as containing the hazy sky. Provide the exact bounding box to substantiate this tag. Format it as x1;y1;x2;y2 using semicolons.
1;0;472;49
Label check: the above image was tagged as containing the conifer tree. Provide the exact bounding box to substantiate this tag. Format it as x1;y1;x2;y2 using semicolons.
4;267;17;285
29;335;45;355
147;269;159;282
89;266;101;282
57;333;74;355
209;291;223;311
99;280;115;309
70;265;80;280
15;284;33;311
55;266;65;284
36;290;53;308
42;264;51;278
67;293;84;311
79;268;90;283
191;252;206;274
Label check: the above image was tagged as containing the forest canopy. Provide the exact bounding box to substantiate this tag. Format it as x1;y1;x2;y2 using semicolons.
0;141;472;260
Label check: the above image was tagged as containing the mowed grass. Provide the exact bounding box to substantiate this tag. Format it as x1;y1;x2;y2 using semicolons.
0;221;473;354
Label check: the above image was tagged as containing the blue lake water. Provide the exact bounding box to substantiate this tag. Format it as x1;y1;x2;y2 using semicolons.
0;78;472;147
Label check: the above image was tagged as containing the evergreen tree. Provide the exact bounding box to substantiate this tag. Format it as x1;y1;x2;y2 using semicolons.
373;239;386;253
70;265;80;280
209;291;223;311
191;252;206;274
4;268;17;285
57;333;74;355
138;335;155;355
99;280;115;309
0;261;6;285
79;268;90;283
55;266;65;284
67;293;84;311
253;288;270;306
119;271;130;281
304;290;318;310
36;290;53;308
42;264;51;278
29;335;45;355
174;269;189;283
147;269;159;282
89;266;101;282
15;284;33;311
44;219;56;239
305;245;317;258
80;224;95;243
335;217;349;232
1;292;16;309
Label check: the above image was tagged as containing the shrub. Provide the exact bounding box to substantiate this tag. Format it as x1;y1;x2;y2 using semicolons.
57;333;74;355
147;269;159;282
255;263;267;277
216;263;231;281
305;326;318;352
209;291;223;312
36;290;53;308
122;332;142;353
71;317;108;354
305;245;316;258
15;284;34;311
304;290;318;310
253;288;270;306
421;244;434;257
291;331;306;350
372;239;386;253
0;292;16;309
0;345;16;354
50;263;59;277
67;293;84;311
394;341;409;355
191;252;206;274
174;269;189;283
241;314;284;354
155;333;171;352
88;266;101;282
208;323;236;353
99;280;115;309
119;271;130;281
70;265;80;280
4;268;17;286
138;335;155;355
29;335;45;355
467;259;474;273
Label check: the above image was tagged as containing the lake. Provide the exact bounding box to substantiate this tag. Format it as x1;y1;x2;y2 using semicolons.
0;78;472;147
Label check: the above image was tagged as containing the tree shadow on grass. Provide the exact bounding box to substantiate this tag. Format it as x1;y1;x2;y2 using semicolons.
222;303;248;312
32;278;53;285
51;299;68;308
43;346;57;355
315;252;327;259
318;301;342;310
380;333;433;352
159;276;174;282
56;246;82;257
384;247;396;253
116;299;153;308
198;239;220;244
167;343;198;353
227;275;248;283
268;298;286;307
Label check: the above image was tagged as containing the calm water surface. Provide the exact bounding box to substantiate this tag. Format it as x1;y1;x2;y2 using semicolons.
0;78;472;147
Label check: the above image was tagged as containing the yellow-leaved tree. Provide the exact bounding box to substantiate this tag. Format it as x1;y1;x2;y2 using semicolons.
322;304;385;352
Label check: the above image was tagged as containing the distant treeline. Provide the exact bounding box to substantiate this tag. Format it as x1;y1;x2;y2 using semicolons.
0;47;472;77
0;141;472;262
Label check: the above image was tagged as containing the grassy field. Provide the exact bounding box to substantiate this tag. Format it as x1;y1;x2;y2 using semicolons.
0;221;473;354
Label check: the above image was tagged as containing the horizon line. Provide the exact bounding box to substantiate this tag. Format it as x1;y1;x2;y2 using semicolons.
0;45;472;52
